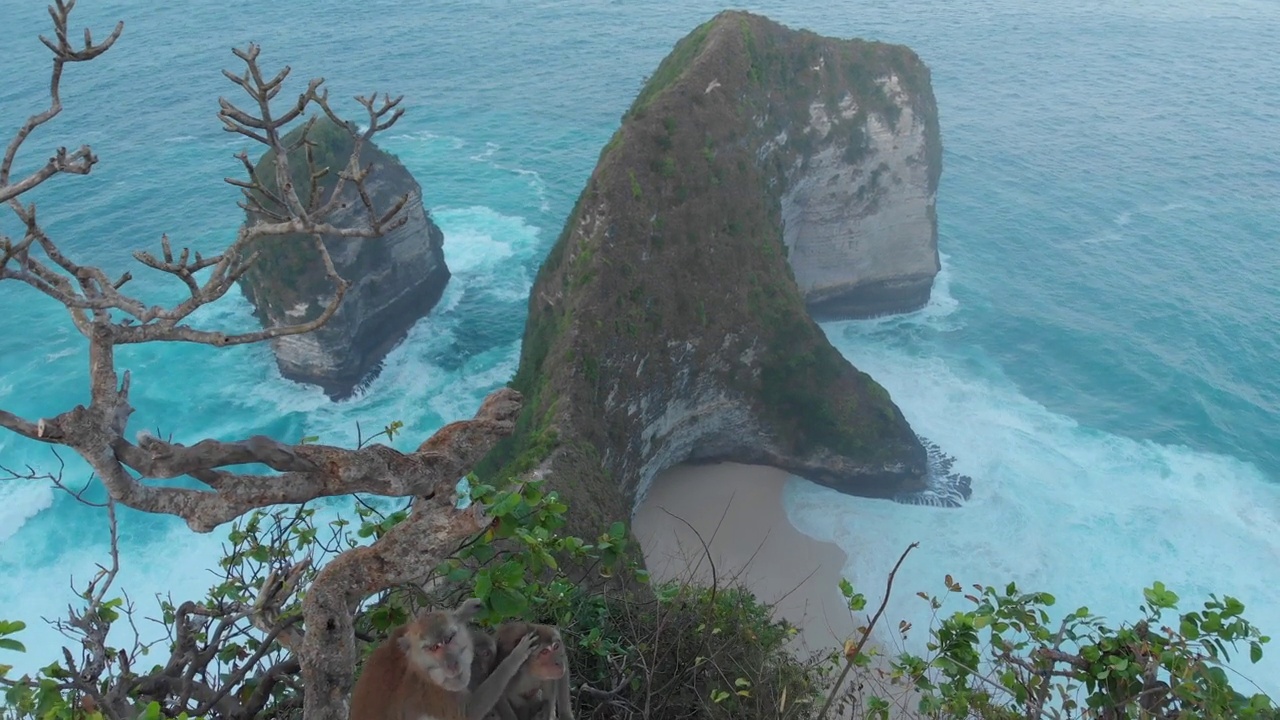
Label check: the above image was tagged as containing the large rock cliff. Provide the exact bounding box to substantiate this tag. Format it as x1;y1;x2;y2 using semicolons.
477;11;968;538
781;66;943;319
237;119;450;400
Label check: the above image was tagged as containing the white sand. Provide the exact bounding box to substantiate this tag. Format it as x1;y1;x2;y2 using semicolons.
632;462;857;656
632;462;926;718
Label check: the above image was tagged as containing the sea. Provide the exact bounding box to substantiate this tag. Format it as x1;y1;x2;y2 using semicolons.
1;0;1277;698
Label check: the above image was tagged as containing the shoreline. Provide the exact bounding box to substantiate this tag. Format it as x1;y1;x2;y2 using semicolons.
631;462;856;656
632;462;925;717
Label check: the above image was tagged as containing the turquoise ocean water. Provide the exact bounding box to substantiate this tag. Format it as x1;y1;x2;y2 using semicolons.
1;0;1277;694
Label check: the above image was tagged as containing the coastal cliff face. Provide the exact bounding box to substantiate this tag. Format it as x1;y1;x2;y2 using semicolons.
237;120;450;400
781;70;943;319
478;11;968;538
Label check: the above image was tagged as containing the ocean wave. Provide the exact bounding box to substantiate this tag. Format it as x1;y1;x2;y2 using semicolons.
784;337;1280;697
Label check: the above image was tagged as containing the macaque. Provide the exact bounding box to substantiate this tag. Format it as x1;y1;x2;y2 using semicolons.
467;626;499;690
349;599;536;720
491;622;574;720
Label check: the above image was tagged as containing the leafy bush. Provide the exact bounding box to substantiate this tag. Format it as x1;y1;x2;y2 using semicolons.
1;442;1275;719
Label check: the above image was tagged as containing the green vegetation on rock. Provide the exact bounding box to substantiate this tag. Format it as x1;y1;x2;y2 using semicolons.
479;11;934;531
236;117;408;320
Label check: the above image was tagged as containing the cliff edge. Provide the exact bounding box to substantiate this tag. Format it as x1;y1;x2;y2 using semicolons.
237;119;450;400
478;12;968;537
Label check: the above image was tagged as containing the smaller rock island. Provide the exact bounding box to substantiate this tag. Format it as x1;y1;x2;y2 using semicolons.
236;118;450;400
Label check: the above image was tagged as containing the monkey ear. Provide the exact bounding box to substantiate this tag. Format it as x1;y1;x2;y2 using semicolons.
455;598;484;621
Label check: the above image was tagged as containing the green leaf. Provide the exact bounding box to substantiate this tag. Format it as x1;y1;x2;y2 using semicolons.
0;639;25;653
838;578;854;598
489;491;522;517
489;587;527;618
522;485;545;505
473;574;492;600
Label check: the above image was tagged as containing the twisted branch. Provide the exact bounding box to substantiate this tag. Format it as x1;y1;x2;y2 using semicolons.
0;4;517;718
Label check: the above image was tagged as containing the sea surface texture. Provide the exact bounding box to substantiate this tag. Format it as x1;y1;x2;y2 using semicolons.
1;0;1277;694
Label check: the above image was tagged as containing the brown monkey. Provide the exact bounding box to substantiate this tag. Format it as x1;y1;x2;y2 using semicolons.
492;622;574;720
349;599;536;720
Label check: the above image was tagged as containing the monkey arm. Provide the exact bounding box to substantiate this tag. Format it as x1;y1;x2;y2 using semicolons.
465;632;535;720
553;671;573;720
494;698;520;720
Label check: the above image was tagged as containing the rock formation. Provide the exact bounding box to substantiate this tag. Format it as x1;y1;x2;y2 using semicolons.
477;11;968;538
237;119;450;400
781;64;943;319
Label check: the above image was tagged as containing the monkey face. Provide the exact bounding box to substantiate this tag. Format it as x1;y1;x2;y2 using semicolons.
399;620;476;691
530;635;566;680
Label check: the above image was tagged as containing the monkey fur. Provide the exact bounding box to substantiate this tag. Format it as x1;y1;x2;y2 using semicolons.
349;599;536;720
491;622;574;720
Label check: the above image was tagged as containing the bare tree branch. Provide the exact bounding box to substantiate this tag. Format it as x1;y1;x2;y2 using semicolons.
817;542;919;720
0;4;522;718
0;0;123;203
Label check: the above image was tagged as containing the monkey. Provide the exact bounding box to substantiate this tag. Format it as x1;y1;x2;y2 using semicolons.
467;626;499;691
491;622;574;720
465;627;517;720
349;598;537;720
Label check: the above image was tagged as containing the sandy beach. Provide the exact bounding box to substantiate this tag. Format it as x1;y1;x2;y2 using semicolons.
633;462;926;718
632;462;857;656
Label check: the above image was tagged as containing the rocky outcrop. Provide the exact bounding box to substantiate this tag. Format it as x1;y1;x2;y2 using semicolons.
237;119;450;400
476;11;968;539
781;71;943;319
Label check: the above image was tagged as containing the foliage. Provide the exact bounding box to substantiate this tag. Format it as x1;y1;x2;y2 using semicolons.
551;581;833;720
833;572;1277;720
629;18;715;115
3;466;1277;720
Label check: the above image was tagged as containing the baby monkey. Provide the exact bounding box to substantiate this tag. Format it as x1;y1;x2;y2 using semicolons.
468;626;499;690
491;622;574;720
349;599;536;720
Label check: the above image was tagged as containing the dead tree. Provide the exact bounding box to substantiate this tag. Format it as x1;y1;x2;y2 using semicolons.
0;3;521;718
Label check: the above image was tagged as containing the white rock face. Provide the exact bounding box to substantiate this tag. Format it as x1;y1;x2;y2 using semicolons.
242;165;450;400
780;74;941;319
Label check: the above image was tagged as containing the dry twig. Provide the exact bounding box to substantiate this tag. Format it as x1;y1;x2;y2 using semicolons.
816;541;920;720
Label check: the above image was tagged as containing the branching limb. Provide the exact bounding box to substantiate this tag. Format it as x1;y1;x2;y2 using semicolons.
0;0;123;203
0;4;520;719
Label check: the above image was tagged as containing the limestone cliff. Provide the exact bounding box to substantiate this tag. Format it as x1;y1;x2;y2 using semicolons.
781;64;943;319
237;119;450;400
477;11;968;537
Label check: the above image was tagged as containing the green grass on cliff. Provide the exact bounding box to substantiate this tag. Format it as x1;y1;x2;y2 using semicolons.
629;18;715;115
477;11;924;505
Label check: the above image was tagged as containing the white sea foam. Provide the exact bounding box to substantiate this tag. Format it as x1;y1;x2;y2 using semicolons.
469;142;501;162
0;483;52;545
0;199;544;676
784;329;1280;698
435;206;524;271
